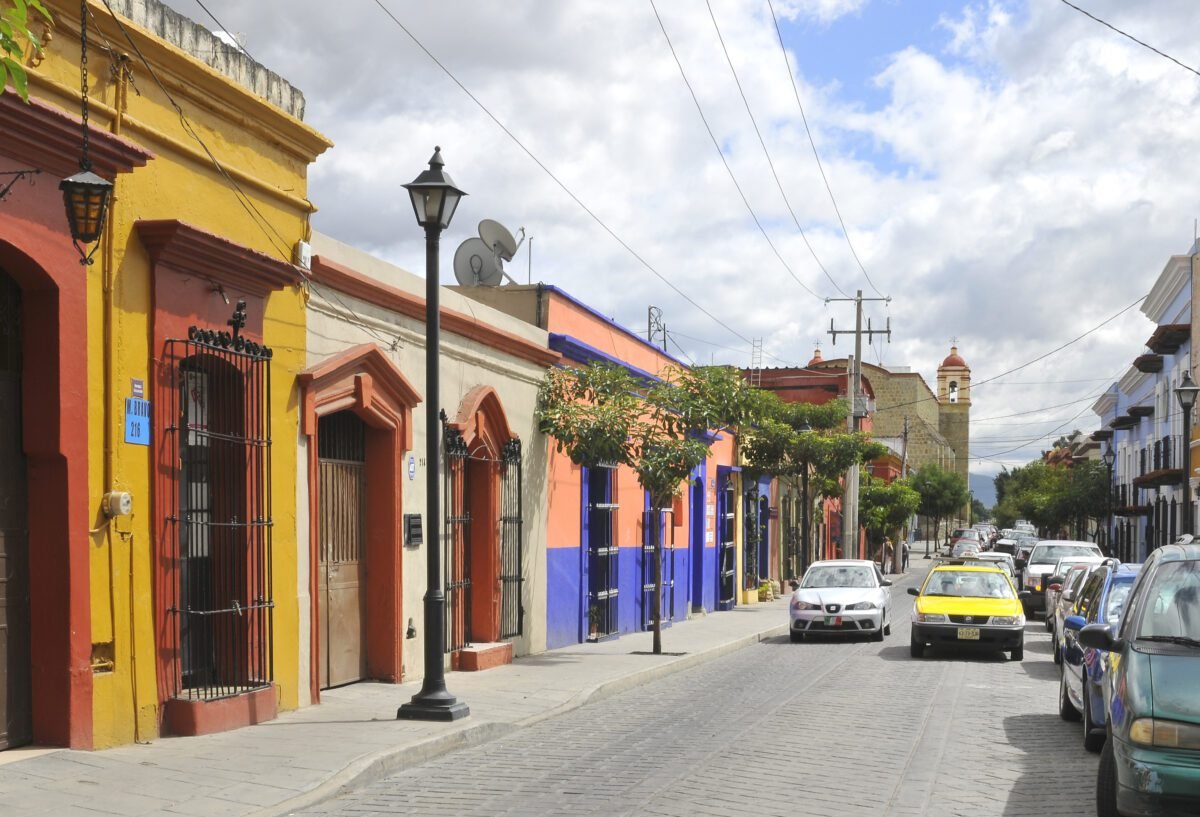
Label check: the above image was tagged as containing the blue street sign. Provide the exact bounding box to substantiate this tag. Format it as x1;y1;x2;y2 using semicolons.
125;398;151;445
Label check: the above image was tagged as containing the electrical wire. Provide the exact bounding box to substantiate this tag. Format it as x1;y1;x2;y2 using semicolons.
1057;0;1200;80
369;0;757;346
192;0;257;65
704;0;849;298
765;0;886;299
649;0;827;303
875;293;1147;413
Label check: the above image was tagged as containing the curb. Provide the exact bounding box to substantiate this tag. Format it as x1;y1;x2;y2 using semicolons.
255;620;787;817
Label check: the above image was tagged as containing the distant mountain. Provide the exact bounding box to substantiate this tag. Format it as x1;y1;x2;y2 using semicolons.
970;473;997;509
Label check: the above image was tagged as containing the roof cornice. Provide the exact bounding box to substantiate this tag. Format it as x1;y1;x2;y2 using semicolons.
1142;254;1191;324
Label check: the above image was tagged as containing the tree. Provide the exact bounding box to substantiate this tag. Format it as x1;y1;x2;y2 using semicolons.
2;0;50;102
910;463;969;554
992;459;1108;541
741;395;886;569
537;362;763;654
859;473;920;566
970;497;987;523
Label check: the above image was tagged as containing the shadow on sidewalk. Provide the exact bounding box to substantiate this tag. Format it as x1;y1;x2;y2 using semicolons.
1000;712;1098;816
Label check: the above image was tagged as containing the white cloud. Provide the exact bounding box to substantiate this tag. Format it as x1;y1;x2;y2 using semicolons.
160;0;1200;482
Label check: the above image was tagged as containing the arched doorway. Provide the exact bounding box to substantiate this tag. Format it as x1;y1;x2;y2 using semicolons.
0;269;30;749
317;411;367;689
445;387;524;664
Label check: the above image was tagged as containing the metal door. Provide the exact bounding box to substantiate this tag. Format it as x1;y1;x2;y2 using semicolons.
641;500;673;630
317;412;366;688
498;439;524;640
586;466;619;639
445;428;471;653
0;272;30;749
716;470;736;610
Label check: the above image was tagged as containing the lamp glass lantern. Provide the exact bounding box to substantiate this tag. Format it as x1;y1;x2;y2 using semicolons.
60;169;113;245
1176;371;1200;413
1102;443;1115;469
403;146;466;230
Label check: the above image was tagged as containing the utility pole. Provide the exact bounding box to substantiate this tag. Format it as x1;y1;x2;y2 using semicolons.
898;416;909;575
828;289;892;560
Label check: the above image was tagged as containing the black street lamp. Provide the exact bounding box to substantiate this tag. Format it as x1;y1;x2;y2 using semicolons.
397;147;469;723
1102;443;1115;557
1175;372;1199;538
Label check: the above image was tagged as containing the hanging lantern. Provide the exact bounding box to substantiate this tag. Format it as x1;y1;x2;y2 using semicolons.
61;0;112;265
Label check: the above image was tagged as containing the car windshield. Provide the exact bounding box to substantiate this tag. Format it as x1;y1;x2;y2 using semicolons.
802;565;876;588
1105;578;1135;624
1136;561;1200;641
1030;544;1099;563
923;570;1015;599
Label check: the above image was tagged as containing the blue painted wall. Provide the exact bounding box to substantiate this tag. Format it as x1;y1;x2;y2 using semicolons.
546;546;582;649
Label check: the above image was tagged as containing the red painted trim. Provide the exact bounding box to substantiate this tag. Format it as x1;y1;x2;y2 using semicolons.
309;256;559;368
137;220;303;299
449;385;517;447
163;684;277;737
0;89;153;178
299;346;421;697
0;188;94;748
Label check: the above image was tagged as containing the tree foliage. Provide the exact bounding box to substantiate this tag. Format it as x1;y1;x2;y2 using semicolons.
991;459;1108;540
2;0;50;102
536;362;764;653
910;463;969;544
859;473;921;547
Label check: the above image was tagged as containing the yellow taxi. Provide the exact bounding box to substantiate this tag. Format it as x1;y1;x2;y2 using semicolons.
907;565;1030;661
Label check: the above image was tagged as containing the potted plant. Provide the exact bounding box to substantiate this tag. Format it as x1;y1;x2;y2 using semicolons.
588;604;601;638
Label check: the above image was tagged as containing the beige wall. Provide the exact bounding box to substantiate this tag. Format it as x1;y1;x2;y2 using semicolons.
302;233;551;697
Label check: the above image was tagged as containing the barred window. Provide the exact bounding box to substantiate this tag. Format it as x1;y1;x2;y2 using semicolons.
164;323;274;701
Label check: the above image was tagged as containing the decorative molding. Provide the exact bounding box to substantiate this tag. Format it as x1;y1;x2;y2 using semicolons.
1142;255;1190;324
309;255;559;368
0;90;153;178
136;219;302;297
298;342;421;449
548;333;660;384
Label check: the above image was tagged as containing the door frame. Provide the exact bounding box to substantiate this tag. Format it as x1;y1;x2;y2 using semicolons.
300;345;419;704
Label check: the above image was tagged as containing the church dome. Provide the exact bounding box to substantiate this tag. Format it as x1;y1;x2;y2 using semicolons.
941;345;968;369
807;347;823;367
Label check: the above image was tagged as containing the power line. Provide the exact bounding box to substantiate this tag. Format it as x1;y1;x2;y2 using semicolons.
368;0;757;346
765;0;886;299
704;0;848;298
649;0;827;303
1057;0;1200;80
875;293;1146;413
192;0;258;65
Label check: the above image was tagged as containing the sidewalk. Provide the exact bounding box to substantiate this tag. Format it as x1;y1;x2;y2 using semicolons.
4;567;927;817
3;597;799;817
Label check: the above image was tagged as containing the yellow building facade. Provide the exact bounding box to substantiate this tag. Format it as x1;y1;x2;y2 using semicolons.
2;0;329;749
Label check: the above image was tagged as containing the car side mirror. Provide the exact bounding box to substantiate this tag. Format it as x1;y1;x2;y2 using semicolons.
788;580;800;590
1078;622;1120;651
906;587;920;596
1015;559;1027;570
1063;590;1076;602
881;579;893;587
1048;575;1065;586
1017;590;1032;600
1064;614;1086;632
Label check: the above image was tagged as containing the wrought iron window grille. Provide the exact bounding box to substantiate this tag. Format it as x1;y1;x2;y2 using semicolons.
163;301;274;702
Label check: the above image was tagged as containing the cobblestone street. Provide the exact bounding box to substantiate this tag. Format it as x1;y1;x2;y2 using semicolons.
295;566;1099;817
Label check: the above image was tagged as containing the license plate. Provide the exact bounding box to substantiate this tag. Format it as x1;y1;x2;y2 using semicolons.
957;628;981;640
824;616;842;626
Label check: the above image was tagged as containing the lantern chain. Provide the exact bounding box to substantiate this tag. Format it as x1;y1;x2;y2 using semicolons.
79;0;91;171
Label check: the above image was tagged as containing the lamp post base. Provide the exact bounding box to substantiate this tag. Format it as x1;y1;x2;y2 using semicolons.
397;695;470;722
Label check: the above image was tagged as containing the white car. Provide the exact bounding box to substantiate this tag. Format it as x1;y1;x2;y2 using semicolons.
789;559;893;643
1019;541;1102;614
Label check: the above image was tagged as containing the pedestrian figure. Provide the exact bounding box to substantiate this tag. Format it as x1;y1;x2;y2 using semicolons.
901;539;910;571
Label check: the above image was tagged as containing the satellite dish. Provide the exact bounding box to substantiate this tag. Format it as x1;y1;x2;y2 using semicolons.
479;219;518;262
453;237;503;287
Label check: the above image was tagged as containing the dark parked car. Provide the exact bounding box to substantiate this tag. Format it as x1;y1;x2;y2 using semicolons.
1049;562;1100;664
1057;562;1141;750
1078;543;1200;817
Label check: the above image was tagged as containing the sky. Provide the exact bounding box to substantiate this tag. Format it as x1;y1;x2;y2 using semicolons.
161;0;1200;496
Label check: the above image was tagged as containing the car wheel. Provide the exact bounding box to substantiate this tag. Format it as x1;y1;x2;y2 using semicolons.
909;635;924;658
1059;665;1080;721
884;611;892;637
871;622;884;642
1044;615;1054;633
789;631;804;643
1010;641;1023;661
1053;638;1061;665
1082;678;1105;753
1096;735;1119;817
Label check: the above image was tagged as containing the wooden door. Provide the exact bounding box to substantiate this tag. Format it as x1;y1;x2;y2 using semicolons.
0;271;30;749
317;413;366;689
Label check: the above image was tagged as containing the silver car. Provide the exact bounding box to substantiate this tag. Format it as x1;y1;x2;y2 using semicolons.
789;560;893;643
